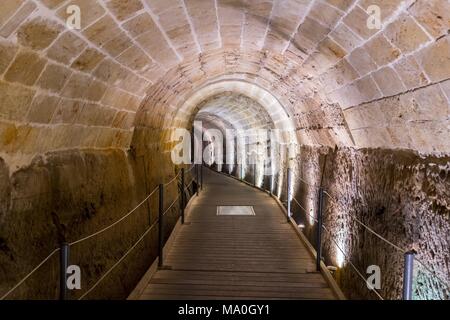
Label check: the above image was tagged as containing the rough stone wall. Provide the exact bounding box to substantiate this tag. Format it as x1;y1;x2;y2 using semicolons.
0;148;182;299
292;146;450;300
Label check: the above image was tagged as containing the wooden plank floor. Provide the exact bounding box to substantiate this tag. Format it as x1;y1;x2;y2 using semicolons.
139;169;337;300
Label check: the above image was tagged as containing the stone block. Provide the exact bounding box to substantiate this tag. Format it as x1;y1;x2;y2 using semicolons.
329;23;363;53
85;80;107;102
102;32;133;58
384;13;431;54
372;66;406;97
4;50;46;86
394;56;429;90
116;45;152;72
51;99;85;124
365;34;401;66
0;1;37;38
112;111;135;129
17;17;62;50
47;31;87;64
0;41;18;75
343;5;378;40
75;103;116;126
27;94;60;124
82;15;121;47
416;37;450;82
37;63;72;93
106;0;144;21
61;73;92;99
71;47;105;72
0;80;35;121
408;0;450;39
347;47;378;77
122;13;155;38
0;0;24;28
354;75;382;103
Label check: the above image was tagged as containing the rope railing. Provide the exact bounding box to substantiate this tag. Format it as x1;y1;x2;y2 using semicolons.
292;195;384;299
163;170;182;187
286;169;449;300
78;218;160;300
233;166;448;300
322;190;406;254
323;225;385;300
0;164;202;300
321;189;450;293
163;195;180;217
69;186;160;247
0;248;60;300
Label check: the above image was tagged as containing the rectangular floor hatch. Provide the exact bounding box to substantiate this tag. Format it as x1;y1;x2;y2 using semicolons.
217;206;255;216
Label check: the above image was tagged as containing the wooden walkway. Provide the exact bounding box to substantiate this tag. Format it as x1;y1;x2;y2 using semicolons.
137;169;338;300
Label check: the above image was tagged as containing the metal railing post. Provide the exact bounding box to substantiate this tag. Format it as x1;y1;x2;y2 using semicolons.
286;167;292;222
269;175;273;196
200;164;203;190
196;165;199;196
158;184;164;268
181;168;185;224
403;250;416;300
316;187;324;271
253;163;257;186
59;242;69;300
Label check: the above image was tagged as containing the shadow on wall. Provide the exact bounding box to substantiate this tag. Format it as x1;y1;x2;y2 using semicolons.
292;146;450;300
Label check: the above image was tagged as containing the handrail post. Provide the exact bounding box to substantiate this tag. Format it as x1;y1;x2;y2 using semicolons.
181;168;185;224
403;250;416;300
286;167;292;222
316;187;324;271
59;242;69;300
200;164;203;190
158;184;164;268
196;164;199;196
269;160;273;195
253;163;257;186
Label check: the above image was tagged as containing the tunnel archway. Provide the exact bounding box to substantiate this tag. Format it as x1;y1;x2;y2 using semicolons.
0;0;449;300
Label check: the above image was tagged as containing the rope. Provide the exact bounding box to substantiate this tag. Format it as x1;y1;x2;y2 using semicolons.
322;191;406;254
69;186;160;246
163;195;180;216
321;225;385;300
298;176;314;187
78;220;159;300
0;248;60;300
183;179;194;192
164;171;182;187
292;197;318;223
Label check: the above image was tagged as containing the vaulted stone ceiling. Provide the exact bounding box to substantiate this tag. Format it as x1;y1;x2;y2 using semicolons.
1;0;449;169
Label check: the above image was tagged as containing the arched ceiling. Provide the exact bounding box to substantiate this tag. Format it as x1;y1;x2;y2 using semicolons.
196;92;274;132
0;0;449;168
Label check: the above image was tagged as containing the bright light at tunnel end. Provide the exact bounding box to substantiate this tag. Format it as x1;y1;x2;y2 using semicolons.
169;120;297;178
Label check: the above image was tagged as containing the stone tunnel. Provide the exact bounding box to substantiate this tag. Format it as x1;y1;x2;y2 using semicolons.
0;0;449;300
